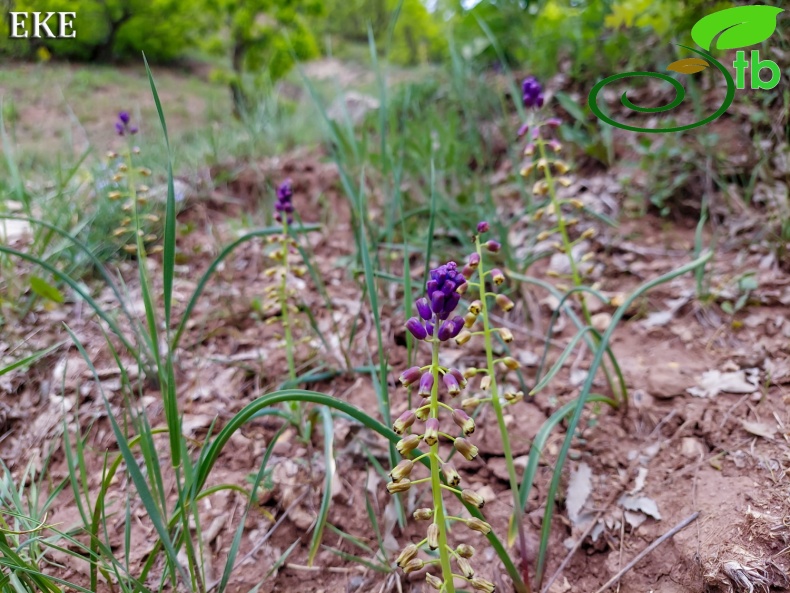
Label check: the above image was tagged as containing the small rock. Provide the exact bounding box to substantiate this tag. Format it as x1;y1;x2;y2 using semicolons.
680;437;706;459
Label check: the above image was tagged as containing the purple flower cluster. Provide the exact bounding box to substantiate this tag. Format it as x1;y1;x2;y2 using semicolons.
275;179;294;224
522;76;544;109
406;262;466;342
115;111;138;136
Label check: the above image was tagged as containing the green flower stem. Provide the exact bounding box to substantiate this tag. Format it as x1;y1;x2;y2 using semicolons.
536;137;625;405
429;328;456;593
476;237;532;593
278;218;304;436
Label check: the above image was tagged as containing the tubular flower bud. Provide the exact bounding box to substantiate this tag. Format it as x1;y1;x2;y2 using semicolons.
387;479;411;494
438;316;465;341
415;398;430;421
468;300;482;315
403;558;425;574
524;143;536;156
484;240;501;253
555;161;570;174
467;518;492;535
462;264;475;279
425;321;435;337
396;544;418;567
455;330;472;345
503;357;521;370
464;312;477;328
414;507;434;521
471;577;496;592
457;281;469;295
399;366;422;388
491;268;505;285
496;294;515;312
406;318;428;340
504;390;524;403
415;297;432;320
461;489;485;508
418;372;434;397
581;227;596;240
389;459;414;482
499;328;514;343
396;434;421;456
443;373;461;396
426;574;443;590
457;557;475;579
468;252;481;269
480;375;491;391
455;438;479;461
461;397;480;411
462;368;478;379
449;368;467;388
423;418;439;446
452;409;475;436
393;410;416;435
427;523;439;550
442;463;461;487
456;544;475;558
476;221;490;233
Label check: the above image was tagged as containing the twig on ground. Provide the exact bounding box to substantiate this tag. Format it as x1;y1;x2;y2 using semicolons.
591;512;700;593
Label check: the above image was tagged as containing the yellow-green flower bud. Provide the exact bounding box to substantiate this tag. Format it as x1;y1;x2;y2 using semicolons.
427;523;439;550
462;368;478;379
396;434;421;456
452;409;475;436
403;558;424;574
413;508;433;521
442;463;460;487
387;479;411;494
503;357;520;370
396;544;418;567
554;161;570;174
464;312;478;328
455;330;472;345
426;574;443;590
389;459;414;482
457;556;475;578
415;398;430;421
499;327;514;343
461;397;480;411
491;268;505;285
468;300;482;315
108;191;122;200
457;281;468;295
461;489;485;508
467;518;491;535
456;544;475;558
470;577;496;592
480;376;491;391
423;418;439;446
581;228;596;240
496;294;515;312
454;438;479;461
503;390;524;403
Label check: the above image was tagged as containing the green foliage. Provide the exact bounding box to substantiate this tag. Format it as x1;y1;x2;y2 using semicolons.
319;0;446;65
1;0;198;61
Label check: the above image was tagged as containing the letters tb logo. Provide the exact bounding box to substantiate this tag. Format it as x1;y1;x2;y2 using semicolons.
732;50;781;90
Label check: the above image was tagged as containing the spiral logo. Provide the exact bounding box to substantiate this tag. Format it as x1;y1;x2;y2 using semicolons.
588;45;736;134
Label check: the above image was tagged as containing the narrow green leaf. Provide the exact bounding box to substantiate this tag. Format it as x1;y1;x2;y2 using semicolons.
29;276;64;303
307;407;334;566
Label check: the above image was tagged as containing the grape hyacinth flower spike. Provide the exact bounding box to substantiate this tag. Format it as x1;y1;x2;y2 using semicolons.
115;111;138;136
275;178;295;224
391;261;495;593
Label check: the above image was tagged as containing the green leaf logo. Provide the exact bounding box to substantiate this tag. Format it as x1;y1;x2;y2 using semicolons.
691;5;784;51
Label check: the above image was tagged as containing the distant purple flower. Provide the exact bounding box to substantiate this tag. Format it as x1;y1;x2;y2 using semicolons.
275;179;295;224
522;76;544;109
115;111;138;136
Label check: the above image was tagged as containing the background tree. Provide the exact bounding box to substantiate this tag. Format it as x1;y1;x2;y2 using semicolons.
202;0;324;115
